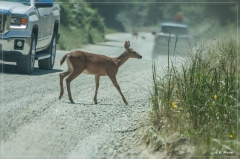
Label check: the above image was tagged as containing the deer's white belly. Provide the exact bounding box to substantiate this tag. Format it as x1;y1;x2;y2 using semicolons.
83;69;107;76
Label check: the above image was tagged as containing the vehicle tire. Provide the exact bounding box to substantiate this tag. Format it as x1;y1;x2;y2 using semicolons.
17;33;36;74
38;32;56;70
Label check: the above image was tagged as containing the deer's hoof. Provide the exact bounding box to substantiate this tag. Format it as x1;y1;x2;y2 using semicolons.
125;102;128;105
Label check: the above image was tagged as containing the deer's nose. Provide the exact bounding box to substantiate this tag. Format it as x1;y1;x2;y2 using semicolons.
139;55;142;59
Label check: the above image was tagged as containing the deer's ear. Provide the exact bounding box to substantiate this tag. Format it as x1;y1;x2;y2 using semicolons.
128;41;130;47
124;41;130;49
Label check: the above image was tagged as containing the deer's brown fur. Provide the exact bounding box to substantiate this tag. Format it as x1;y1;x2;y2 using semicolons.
59;41;142;105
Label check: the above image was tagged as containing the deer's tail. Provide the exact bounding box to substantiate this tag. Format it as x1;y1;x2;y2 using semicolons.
60;54;68;66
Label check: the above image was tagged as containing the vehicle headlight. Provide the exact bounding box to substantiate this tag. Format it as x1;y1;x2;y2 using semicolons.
10;17;27;29
11;17;21;25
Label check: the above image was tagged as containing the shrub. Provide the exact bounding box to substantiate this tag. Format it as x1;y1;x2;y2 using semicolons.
55;1;105;50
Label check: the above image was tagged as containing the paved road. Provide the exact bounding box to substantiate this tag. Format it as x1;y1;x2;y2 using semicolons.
0;32;180;158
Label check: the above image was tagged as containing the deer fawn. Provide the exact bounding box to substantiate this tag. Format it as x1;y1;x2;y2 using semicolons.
59;41;142;105
132;29;138;39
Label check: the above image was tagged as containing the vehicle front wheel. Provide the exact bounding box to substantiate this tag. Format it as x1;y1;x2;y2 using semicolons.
38;32;57;70
17;33;36;74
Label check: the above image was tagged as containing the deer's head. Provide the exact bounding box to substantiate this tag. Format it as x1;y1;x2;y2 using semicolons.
124;41;142;59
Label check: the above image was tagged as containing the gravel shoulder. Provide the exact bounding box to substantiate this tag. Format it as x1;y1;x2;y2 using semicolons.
1;32;174;158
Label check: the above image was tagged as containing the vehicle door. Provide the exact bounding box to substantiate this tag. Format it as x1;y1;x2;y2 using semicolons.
35;0;53;49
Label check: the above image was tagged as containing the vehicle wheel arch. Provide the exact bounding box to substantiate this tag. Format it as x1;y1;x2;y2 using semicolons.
53;20;59;34
32;25;38;44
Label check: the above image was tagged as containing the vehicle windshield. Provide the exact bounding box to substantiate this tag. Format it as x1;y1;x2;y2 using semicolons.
160;26;188;36
5;0;30;1
5;0;30;3
4;0;31;5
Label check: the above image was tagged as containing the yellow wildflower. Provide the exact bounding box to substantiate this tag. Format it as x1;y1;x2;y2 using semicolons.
214;94;217;100
172;102;178;108
229;134;233;139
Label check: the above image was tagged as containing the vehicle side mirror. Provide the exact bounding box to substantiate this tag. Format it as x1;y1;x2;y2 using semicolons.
35;0;53;8
152;31;156;35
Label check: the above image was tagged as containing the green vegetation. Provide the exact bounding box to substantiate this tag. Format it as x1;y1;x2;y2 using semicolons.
144;35;239;157
55;0;105;50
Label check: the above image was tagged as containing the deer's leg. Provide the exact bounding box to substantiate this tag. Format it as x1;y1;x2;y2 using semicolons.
66;69;83;103
59;70;72;100
108;75;128;105
94;75;100;104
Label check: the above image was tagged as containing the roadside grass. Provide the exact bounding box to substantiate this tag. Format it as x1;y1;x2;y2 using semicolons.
105;28;121;34
57;27;117;51
57;26;105;51
143;35;239;157
57;26;87;50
